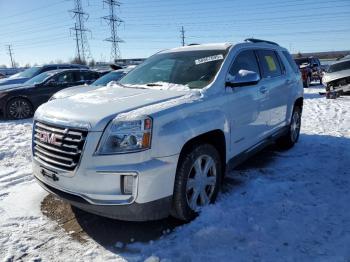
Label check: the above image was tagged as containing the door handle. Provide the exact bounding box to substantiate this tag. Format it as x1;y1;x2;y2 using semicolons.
259;86;267;94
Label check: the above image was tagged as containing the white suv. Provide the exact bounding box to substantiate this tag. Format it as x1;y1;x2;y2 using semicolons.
32;39;303;221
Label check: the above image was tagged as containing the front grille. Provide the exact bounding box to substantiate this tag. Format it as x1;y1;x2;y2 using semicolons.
33;121;88;171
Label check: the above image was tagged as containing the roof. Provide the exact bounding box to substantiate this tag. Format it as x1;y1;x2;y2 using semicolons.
161;43;232;53
41;68;92;75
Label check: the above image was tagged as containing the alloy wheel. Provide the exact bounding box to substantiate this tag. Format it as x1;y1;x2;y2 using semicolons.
291;111;301;142
186;154;217;211
8;99;32;119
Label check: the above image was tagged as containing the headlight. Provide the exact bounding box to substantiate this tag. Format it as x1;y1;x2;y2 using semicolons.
97;116;152;154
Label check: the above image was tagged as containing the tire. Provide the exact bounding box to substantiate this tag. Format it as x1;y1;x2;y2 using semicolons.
6;97;33;120
303;76;311;88
171;144;222;221
276;106;302;149
319;77;323;85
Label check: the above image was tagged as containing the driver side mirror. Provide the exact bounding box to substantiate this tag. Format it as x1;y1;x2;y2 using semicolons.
225;70;260;88
45;79;57;86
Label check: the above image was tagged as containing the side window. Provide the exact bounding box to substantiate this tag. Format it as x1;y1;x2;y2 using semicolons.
52;72;75;84
275;52;286;74
229;50;260;77
42;66;58;72
79;71;95;81
256;50;282;78
282;51;299;74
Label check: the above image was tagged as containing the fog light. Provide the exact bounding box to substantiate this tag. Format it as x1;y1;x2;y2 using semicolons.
122;175;134;195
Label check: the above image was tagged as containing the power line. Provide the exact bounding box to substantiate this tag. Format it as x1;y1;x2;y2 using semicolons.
102;0;124;61
69;0;91;62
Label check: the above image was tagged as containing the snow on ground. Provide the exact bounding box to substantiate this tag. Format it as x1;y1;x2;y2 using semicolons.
0;86;350;261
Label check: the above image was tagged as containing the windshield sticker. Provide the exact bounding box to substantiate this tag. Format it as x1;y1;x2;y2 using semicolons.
195;54;224;65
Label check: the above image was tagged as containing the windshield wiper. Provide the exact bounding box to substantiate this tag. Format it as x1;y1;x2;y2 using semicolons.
146;83;163;87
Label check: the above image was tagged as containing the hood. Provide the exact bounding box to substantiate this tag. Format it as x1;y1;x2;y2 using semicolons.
35;86;191;131
52;84;97;99
0;77;29;86
323;69;350;84
0;83;34;92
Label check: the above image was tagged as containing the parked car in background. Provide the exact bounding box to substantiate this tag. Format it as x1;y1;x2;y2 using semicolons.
50;67;134;100
323;58;350;96
32;39;303;222
0;64;88;86
294;57;323;87
0;72;6;79
0;69;99;119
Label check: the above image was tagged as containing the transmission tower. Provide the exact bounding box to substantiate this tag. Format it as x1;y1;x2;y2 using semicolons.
180;26;186;46
6;45;15;68
69;0;91;63
102;0;124;61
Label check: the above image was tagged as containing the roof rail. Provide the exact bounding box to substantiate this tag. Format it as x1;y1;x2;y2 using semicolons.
244;38;279;46
187;43;200;46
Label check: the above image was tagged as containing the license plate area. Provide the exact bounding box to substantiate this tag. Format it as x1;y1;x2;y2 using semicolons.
40;166;59;182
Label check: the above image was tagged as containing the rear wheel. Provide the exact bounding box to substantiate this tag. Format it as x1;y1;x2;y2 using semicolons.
277;106;301;149
171;144;222;221
6;98;33;120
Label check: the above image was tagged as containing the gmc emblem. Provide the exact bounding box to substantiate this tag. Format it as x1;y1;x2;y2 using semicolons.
38;131;61;146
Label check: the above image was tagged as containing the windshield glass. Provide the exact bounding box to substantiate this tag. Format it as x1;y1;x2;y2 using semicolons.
91;71;126;86
328;61;350;73
24;71;54;85
119;49;228;89
10;67;41;79
295;58;310;66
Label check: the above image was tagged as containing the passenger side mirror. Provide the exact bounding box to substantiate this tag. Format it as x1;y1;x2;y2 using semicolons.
225;70;260;88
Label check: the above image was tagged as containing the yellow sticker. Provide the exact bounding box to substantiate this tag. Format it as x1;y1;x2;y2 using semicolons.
265;56;277;71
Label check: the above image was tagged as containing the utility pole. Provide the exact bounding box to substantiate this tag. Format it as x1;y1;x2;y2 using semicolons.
69;0;91;63
180;26;185;46
6;45;15;68
102;0;124;62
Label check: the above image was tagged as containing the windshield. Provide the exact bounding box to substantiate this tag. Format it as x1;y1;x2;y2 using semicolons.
91;71;126;86
328;61;350;73
24;71;54;85
119;49;228;89
10;67;41;79
295;58;310;66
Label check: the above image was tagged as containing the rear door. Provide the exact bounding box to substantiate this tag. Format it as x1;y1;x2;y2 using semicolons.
226;49;269;154
256;49;289;132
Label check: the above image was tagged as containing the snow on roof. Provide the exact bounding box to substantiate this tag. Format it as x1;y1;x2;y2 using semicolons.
161;43;232;53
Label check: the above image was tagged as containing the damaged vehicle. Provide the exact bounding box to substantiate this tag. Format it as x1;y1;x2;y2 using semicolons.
294;57;323;87
323;58;350;97
32;39;303;222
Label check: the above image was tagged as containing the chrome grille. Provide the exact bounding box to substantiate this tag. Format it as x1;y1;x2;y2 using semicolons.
33;121;88;171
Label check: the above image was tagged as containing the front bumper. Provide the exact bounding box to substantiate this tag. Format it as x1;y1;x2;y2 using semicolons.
35;177;172;221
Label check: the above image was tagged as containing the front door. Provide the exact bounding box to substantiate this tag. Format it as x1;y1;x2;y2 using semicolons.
226;49;269;156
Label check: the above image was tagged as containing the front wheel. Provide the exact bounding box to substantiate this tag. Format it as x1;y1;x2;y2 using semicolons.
171;144;222;221
276;106;301;149
6;98;33;120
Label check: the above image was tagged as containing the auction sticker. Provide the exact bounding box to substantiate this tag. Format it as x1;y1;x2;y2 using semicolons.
195;54;224;65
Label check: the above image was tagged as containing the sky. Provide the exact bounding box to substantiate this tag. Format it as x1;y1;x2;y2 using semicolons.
0;0;349;67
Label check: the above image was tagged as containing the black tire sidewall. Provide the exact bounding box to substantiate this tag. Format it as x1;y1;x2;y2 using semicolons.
171;144;222;221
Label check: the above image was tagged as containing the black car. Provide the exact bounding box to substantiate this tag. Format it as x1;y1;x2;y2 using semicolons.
0;64;89;86
0;69;100;119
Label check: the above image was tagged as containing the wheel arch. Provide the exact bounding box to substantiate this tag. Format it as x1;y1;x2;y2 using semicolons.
177;129;227;177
